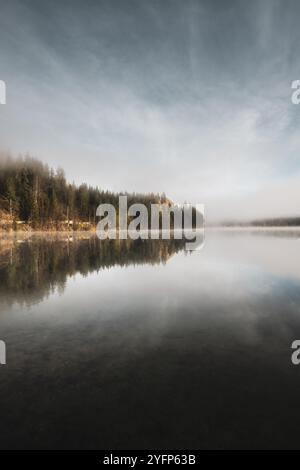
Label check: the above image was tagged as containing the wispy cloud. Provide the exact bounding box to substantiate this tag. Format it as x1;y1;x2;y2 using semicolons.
0;0;300;220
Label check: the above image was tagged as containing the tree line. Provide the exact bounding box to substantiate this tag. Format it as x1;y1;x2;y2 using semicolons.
0;155;168;229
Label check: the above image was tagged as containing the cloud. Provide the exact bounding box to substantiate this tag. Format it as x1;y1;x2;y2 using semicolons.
0;0;300;220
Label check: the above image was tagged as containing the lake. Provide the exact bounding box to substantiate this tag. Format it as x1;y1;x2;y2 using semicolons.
0;230;300;449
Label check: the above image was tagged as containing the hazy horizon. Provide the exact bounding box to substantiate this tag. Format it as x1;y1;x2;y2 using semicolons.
0;0;300;222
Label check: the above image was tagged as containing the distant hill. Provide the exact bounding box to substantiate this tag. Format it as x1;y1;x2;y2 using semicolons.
222;217;300;227
250;217;300;227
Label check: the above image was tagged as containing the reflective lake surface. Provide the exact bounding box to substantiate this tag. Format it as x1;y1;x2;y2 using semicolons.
1;230;300;449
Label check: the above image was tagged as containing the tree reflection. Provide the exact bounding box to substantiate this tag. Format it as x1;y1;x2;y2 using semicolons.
0;234;189;306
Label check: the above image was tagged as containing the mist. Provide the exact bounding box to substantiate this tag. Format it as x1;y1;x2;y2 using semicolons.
0;0;300;222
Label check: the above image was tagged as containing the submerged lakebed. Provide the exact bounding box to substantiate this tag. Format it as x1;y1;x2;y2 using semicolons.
0;230;300;449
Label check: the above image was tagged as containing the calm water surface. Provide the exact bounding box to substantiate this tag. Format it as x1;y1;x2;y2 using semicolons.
0;230;300;449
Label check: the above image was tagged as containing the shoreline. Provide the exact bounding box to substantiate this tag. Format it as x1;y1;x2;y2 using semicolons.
0;225;300;237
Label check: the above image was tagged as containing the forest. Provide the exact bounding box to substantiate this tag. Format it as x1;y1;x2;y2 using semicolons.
0;155;168;230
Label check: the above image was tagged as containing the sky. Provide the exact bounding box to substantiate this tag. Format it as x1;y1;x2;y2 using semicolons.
0;0;300;222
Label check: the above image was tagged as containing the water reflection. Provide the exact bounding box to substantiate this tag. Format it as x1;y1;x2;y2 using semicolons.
1;230;300;450
0;234;188;306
